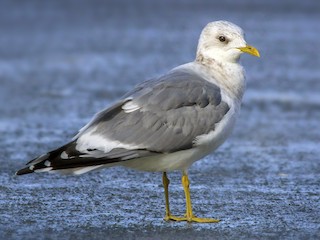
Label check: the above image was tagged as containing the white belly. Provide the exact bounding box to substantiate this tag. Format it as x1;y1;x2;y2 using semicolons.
121;147;206;172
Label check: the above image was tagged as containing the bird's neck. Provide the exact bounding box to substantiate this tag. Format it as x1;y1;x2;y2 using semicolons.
195;52;246;102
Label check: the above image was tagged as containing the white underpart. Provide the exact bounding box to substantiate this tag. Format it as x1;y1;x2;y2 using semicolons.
121;148;202;172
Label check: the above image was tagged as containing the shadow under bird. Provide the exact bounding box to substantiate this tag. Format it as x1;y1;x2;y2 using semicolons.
16;20;260;223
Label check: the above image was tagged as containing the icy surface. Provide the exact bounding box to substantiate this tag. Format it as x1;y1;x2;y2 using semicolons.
1;0;320;239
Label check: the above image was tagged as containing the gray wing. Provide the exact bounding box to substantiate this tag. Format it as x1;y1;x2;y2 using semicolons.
77;68;230;156
16;68;231;175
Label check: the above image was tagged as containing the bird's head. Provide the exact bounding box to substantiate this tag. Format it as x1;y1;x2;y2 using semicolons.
196;21;260;64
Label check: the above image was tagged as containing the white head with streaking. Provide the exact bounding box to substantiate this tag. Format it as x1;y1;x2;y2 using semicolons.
196;21;260;63
185;20;260;102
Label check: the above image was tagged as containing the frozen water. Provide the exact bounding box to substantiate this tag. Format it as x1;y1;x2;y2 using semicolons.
1;0;319;239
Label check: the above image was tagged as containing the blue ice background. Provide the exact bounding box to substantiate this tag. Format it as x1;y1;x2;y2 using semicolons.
0;0;319;239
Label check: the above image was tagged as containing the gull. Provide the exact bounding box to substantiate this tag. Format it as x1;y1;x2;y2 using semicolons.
16;21;260;223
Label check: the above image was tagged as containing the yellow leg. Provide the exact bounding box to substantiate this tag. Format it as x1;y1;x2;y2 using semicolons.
181;172;219;223
163;172;184;221
162;172;181;221
162;171;220;223
163;172;172;220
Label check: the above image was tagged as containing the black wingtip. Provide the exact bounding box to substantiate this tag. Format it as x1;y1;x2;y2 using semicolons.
15;167;34;176
15;142;76;176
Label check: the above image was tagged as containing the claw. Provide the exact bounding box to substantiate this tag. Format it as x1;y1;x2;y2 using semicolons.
162;172;219;224
165;214;220;223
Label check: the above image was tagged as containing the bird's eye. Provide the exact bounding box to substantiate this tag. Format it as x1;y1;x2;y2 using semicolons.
218;36;226;42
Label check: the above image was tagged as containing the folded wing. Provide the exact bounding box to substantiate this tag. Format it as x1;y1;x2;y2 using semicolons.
16;69;230;175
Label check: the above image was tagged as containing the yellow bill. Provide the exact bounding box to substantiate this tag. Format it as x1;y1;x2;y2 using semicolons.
238;45;260;57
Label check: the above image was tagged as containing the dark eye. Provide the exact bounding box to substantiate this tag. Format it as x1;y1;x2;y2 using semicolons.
218;36;226;42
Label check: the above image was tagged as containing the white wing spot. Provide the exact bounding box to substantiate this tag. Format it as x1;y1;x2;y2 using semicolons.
122;101;140;113
44;160;51;167
60;151;68;159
